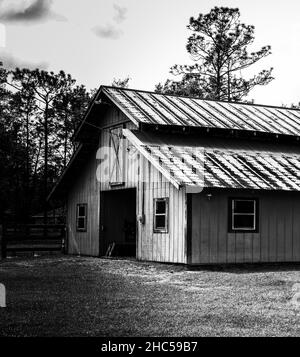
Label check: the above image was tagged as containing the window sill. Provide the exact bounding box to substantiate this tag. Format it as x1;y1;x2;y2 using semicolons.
228;229;259;234
109;182;125;187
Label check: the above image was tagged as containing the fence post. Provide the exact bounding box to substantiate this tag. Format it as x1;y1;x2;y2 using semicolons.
61;226;66;254
0;283;6;307
0;224;2;259
0;224;6;259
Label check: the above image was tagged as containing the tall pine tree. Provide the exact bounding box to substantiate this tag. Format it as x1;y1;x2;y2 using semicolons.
156;7;273;101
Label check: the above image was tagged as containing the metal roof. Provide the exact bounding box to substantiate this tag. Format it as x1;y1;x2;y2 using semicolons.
103;87;300;137
124;129;300;191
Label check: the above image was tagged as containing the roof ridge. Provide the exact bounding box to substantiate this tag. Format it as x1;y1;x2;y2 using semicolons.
102;85;300;112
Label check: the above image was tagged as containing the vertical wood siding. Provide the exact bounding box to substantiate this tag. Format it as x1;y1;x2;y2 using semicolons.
67;105;188;263
99;121;138;191
66;106;131;256
189;188;300;264
66;147;100;256
137;155;187;264
99;105;130;128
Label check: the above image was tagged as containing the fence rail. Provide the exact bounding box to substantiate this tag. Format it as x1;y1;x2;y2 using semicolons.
0;224;66;258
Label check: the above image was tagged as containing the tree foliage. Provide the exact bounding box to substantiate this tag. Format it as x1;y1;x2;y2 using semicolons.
156;7;274;101
0;64;93;222
0;64;28;221
155;74;207;97
112;77;130;88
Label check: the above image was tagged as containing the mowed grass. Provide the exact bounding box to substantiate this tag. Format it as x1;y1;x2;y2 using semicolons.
0;255;300;337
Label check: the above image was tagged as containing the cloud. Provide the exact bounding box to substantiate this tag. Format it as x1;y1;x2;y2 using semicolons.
0;51;49;70
113;4;127;24
92;3;127;40
92;24;122;40
0;0;66;23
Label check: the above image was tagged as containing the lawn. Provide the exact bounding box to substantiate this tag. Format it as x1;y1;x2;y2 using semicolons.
0;255;299;337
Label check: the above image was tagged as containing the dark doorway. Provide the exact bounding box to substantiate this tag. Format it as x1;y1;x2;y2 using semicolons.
100;188;136;257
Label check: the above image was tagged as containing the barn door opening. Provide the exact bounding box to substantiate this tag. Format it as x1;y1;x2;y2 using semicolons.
100;188;136;257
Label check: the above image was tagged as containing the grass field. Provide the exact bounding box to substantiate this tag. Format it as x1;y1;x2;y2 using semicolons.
0;255;299;337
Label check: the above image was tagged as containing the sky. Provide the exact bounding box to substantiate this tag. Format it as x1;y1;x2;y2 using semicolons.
0;0;300;106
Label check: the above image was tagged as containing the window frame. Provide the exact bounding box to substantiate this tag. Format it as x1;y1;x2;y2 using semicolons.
153;198;169;233
228;197;259;233
108;126;125;187
76;203;87;232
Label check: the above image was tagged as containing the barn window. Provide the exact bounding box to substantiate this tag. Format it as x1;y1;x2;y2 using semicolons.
109;126;125;186
76;204;87;232
229;198;258;232
153;198;169;233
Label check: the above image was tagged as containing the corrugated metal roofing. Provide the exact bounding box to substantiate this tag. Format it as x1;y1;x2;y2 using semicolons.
124;129;300;191
103;87;300;137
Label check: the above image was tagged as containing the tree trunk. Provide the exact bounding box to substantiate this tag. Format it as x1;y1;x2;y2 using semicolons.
227;63;231;101
44;101;48;227
64;112;68;169
216;69;221;100
216;52;222;100
25;108;30;222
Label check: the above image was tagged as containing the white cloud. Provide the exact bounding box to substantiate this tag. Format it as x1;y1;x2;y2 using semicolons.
113;4;127;24
92;24;122;40
0;51;48;70
0;0;66;23
92;2;127;40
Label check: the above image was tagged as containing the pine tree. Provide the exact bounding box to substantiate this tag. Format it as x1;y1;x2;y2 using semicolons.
156;7;273;101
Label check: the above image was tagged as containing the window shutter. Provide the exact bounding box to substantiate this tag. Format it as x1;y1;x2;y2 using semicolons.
109;127;125;185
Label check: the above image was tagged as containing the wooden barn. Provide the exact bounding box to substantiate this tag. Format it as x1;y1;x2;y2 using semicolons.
48;86;300;265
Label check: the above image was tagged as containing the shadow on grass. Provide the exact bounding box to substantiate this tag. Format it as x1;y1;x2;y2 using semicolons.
103;256;300;275
187;261;300;274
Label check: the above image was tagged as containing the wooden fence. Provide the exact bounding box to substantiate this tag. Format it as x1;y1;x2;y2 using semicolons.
0;224;66;258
